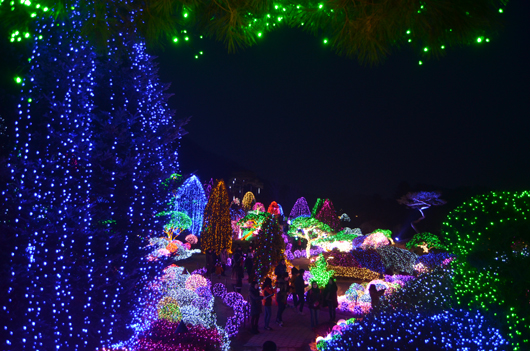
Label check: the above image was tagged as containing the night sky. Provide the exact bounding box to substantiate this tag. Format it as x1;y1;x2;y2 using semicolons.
154;0;529;202
0;2;528;206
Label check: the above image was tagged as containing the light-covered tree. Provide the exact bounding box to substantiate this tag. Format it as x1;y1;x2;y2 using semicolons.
398;191;446;233
288;217;333;258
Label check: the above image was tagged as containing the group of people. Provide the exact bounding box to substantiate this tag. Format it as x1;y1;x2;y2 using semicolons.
205;248;229;277
248;259;339;334
205;246;341;334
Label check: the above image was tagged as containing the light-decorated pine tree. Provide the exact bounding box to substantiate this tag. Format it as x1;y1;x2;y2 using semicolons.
289;197;311;221
201;179;232;254
253;214;285;284
3;6;187;350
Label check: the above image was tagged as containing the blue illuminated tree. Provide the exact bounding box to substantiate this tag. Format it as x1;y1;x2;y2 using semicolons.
3;7;187;351
170;175;207;236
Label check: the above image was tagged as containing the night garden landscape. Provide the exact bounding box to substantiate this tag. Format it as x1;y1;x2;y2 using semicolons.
0;0;529;350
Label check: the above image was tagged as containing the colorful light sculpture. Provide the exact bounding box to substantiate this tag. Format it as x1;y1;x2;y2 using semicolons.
241;191;256;211
289;197;311;221
201;180;232;254
171;175;207;236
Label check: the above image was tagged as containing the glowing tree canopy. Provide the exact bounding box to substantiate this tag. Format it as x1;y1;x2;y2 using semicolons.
254;215;285;284
157;211;192;240
4;0;508;64
288;217;333;258
315;199;341;232
289;197;311;221
442;190;530;350
237;210;271;240
201;179;232;255
171;175;207;236
406;232;447;253
242;191;256;211
398;191;446;233
253;202;266;212
267;201;281;216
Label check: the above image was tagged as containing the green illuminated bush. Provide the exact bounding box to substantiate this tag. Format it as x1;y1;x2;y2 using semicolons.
406;232;447;252
442;190;530;350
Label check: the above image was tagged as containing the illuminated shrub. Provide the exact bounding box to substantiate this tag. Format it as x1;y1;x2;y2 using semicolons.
157;296;182;323
360;232;391;250
381;266;453;312
253;202;266;212
351;249;385;274
406;232;447;252
323;250;360;267
185;234;198;245
345;283;365;302
137;321;225;351
242;191;256;211
185;274;210;292
442;190;530;350
316;309;509;351
416;252;454;271
376;246;417;275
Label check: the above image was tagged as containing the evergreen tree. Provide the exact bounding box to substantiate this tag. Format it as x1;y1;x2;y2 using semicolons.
3;7;187;350
253;214;285;284
267;201;281;216
289;196;311;221
201;179;232;254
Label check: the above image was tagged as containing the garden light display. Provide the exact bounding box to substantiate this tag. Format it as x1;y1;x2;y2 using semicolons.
158;211;192;240
241;191;256;210
289;196;311;220
398;191;446;233
442;190;530;350
316;309;509;351
351;249;386;274
267;201;281;216
415;252;455;271
314;228;362;252
157;296;182;323
4;4;186;349
212;283;249;337
254;215;285;284
359;231;391;250
253;202;266;212
170;175;207;236
237;210;270;240
376;246;418;275
309;254;335;288
316;198;341;231
201;179;232;255
288;217;333;258
121;256;229;351
184;234;198;245
406;232;447;252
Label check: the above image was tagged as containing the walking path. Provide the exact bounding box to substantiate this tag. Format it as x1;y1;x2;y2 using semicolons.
181;254;358;351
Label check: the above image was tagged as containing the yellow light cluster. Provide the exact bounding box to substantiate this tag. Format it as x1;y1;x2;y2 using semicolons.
328;265;380;281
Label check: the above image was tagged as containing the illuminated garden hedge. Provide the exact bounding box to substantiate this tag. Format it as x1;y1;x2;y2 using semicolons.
316;309;509;351
442;190;530;350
